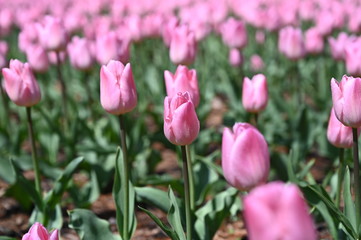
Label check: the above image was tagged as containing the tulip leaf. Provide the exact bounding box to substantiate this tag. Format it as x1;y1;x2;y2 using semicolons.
0;158;16;184
343;167;357;230
194;188;239;240
0;237;17;240
135;187;173;213
113;147;137;239
68;209;121;240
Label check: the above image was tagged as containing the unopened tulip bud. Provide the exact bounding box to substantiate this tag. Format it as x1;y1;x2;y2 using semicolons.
222;123;269;190
244;182;317;240
100;60;137;115
164;65;200;107
331;75;361;127
164;92;200;145
25;45;49;73
36;16;68;51
67;36;94;71
22;222;59;240
305;27;324;54
169;25;197;65
250;54;264;71
228;48;243;67
278;26;305;60
242;74;268;113
2;59;41;106
220;17;248;49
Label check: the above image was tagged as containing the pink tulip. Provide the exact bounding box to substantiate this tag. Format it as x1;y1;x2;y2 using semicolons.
169;25;197;65
228;48;243;67
327;108;357;148
305;27;324;54
344;38;361;76
36;16;68;51
328;32;350;61
0;8;13;37
219;17;248;49
67;36;94;71
222;123;269;191
164;92;199;146
100;60;137;115
162;16;179;47
25;45;50;73
278;26;305;60
250;54;264;71
164;65;200;107
255;30;265;44
242;74;268;113
22;222;59;240
331;75;361;127
244;182;317;240
2;59;41;107
95;31;130;65
18;23;39;53
0;41;8;69
48;51;66;65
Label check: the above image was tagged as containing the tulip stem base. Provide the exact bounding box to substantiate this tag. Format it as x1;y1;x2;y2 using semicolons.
185;145;195;211
119;115;129;240
181;145;192;240
336;148;345;209
352;128;361;230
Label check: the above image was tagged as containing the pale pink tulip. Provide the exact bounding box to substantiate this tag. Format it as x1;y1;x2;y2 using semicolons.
25;45;50;73
250;54;264;71
67;36;94;71
328;32;349;61
242;74;268;113
220;17;248;49
228;48;243;67
278;26;305;60
327;108;357;148
305;28;324;54
169;25;197;65
0;41;8;69
36;16;68;51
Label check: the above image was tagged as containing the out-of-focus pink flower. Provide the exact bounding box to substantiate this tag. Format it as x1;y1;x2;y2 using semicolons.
228;48;243;67
164;92;199;146
22;222;59;240
142;13;164;38
255;30;265;44
244;182;317;240
0;8;13;37
305;27;324;54
331;75;361;127
67;36;94;71
48;51;67;65
2;59;41;107
222;123;269;191
250;54;264;71
315;11;335;36
169;25;197;65
0;41;8;69
95;31;130;65
125;15;143;42
344;38;361;76
164;65;199;107
328;32;351;61
25;45;50;73
36;16;68;51
242;74;268;113
100;60;137;115
278;26;305;60
220;17;248;49
18;23;39;53
162;16;179;47
327;108;357;148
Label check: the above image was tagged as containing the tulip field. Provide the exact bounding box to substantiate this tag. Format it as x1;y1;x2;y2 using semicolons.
2;0;361;239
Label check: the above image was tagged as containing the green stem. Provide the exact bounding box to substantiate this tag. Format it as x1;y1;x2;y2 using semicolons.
352;128;360;230
253;113;258;126
181;145;192;240
185;145;195;211
56;52;68;131
119;115;129;240
336;148;345;209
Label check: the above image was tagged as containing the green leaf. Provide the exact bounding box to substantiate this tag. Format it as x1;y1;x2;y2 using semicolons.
0;158;16;184
167;188;186;240
343;167;357;230
194;188;238;240
68;209;121;240
113;148;137;239
135;187;172;213
0;237;17;240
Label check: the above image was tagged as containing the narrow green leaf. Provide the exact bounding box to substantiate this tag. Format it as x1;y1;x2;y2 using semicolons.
167;188;186;240
343;167;357;230
135;187;172;213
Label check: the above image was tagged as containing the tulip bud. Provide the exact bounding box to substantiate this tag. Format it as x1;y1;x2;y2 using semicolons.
328;33;349;61
222;123;269;191
250;54;264;72
67;36;94;71
327;108;358;148
242;74;268;113
278;26;305;60
164;92;200;145
305;27;324;54
164;65;200;107
244;182;317;240
100;60;137;115
220;17;248;49
25;45;50;73
22;222;59;240
36;16;68;51
331;75;361;127
344;38;361;76
2;59;41;106
169;25;197;65
228;48;243;67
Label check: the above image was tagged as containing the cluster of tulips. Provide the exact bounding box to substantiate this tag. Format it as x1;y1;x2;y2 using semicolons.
3;0;361;239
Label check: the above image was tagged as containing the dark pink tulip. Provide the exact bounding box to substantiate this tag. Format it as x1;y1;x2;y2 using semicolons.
242;74;268;113
2;59;41;107
0;41;8;69
100;60;137;115
305;27;324;54
164;65;199;107
22;222;59;240
25;45;50;73
328;32;349;61
36;16;68;51
327;108;357;148
331;75;361;127
228;48;243;67
164;92;199;146
250;54;264;72
222;123;269;191
169;25;197;66
67;36;94;71
244;182;317;240
278;26;305;60
220;17;248;49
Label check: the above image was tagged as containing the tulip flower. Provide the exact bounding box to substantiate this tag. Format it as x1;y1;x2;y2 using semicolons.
242;74;268;113
222;123;269;191
327;108;357;148
2;59;41;106
25;45;50;73
100;60;137;115
344;38;361;76
164;65;200;107
36;16;68;51
164;92;199;146
305;27;324;54
22;222;59;240
219;17;248;49
331;75;361;128
278;26;305;60
67;36;94;71
250;54;264;72
0;40;8;68
228;48;243;67
244;182;317;240
328;32;350;61
169;25;197;65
